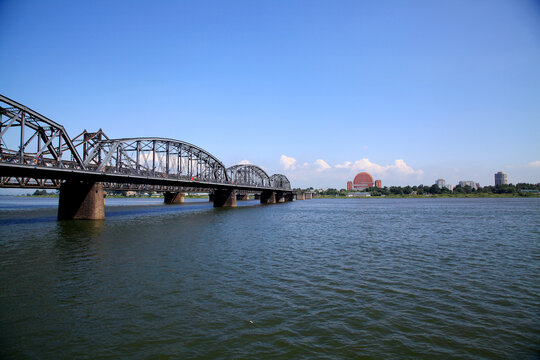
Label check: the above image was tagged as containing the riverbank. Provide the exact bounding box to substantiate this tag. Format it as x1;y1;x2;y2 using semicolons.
317;193;540;199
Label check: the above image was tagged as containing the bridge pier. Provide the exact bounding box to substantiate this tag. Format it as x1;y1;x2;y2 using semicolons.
58;180;105;220
260;190;276;204
296;192;305;200
236;193;250;201
213;189;237;207
285;193;295;202
275;192;286;203
164;192;185;204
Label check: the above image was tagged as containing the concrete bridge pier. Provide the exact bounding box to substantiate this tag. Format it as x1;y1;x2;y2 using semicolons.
275;192;286;203
58;180;105;220
164;192;185;204
305;192;313;200
213;189;237;207
236;193;250;201
296;192;305;200
285;193;295;202
260;190;276;204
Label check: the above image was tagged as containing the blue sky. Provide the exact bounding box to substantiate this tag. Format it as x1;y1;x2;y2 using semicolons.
1;0;539;189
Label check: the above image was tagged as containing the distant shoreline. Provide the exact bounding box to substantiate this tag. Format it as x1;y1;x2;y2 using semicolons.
316;193;539;199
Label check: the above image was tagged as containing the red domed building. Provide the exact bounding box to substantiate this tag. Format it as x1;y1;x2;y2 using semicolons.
347;172;382;191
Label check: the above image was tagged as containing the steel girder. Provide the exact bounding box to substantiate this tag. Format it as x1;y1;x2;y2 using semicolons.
227;164;271;188
226;165;292;190
0;94;293;193
0;95;85;169
270;174;292;190
84;137;229;183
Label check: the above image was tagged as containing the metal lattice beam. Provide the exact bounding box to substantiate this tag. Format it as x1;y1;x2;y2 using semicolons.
84;138;229;183
0;94;293;192
0;95;85;169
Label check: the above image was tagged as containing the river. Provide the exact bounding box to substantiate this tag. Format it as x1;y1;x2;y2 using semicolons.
0;196;539;359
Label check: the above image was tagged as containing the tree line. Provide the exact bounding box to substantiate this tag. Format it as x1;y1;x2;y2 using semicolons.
296;183;540;197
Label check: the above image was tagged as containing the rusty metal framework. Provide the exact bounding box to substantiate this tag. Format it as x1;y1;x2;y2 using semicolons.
0;94;293;192
227;164;271;188
0;95;85;169
270;174;291;190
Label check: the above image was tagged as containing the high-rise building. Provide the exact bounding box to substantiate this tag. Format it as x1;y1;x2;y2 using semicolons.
375;180;382;188
459;180;479;190
347;181;353;191
435;179;445;188
495;172;508;186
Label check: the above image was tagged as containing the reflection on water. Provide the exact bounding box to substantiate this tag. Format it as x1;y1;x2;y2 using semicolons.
0;197;539;359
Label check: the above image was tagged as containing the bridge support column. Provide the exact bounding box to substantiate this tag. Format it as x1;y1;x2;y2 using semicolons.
285;193;295;202
236;194;250;201
164;192;185;204
260;190;276;204
208;193;214;202
58;180;105;220
213;189;237;207
296;192;305;200
275;192;286;203
305;192;313;200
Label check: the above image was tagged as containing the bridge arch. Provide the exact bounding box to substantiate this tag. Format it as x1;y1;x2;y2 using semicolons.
227;164;271;188
270;174;291;190
84;137;229;182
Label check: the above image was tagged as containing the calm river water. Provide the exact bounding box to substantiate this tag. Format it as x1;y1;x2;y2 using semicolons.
0;196;539;359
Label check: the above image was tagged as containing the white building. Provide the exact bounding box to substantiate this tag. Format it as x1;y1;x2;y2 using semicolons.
459;181;479;190
495;172;508;186
435;179;445;188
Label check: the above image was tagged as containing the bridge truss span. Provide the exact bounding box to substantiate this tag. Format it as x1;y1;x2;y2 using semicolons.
270;174;291;190
0;95;85;170
83;137;229;183
227;164;271;188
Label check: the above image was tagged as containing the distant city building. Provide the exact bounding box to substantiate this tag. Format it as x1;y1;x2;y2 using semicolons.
347;172;374;191
347;181;353;191
347;192;371;197
375;180;382;188
459;180;479;190
435;179;445;188
495;172;508;186
445;184;453;191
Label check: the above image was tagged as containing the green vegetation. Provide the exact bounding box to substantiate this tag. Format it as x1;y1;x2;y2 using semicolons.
297;183;540;198
27;190;58;197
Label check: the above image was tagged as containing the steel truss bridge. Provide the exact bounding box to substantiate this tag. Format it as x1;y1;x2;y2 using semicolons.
0;94;293;218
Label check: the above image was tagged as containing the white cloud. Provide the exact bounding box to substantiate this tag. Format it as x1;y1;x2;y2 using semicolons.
528;161;540;167
314;159;331;172
335;161;352;169
238;159;251;165
280;154;297;170
278;155;424;188
334;158;423;178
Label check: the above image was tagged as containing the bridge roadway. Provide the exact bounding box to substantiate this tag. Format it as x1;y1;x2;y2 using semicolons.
0;94;294;219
